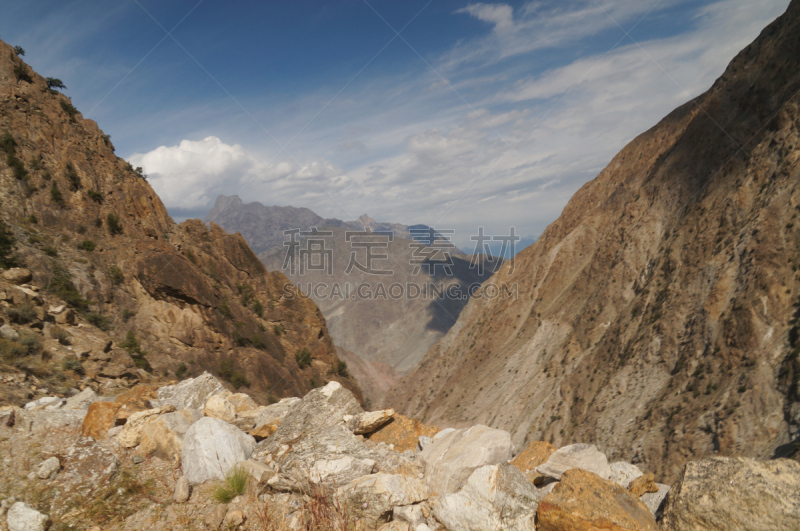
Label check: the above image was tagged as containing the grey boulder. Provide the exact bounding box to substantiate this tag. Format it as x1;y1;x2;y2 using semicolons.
6;502;47;531
181;417;255;484
433;464;541;531
155;371;227;410
419;424;513;495
535;443;612;481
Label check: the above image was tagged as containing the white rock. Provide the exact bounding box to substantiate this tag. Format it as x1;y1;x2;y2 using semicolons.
337;473;428;521
419;425;513;495
0;324;20;341
535;443;612;480
23;397;61;410
418;436;433;451
155;372;228;410
237;459;276;484
64;388;99;410
393;503;427;526
173;476;191;503
433;428;455;440
204;394;236;422
36;457;60;479
349;409;395;434
181;417;255;484
609;461;644;488
6;502;47;531
433;464;541;531
641;483;670;517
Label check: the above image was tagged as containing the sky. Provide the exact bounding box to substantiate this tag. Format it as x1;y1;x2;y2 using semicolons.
1;0;791;248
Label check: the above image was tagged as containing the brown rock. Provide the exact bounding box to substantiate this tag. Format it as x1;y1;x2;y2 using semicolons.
628;473;658;497
537;468;658;531
227;393;258;413
250;423;278;441
511;441;556;484
1;268;32;285
114;384;158;423
366;413;438;453
55;309;76;326
80;401;121;439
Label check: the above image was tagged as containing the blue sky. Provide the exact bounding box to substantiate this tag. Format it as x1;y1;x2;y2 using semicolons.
1;0;790;247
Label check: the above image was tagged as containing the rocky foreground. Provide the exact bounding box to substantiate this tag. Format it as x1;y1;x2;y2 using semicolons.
1;372;798;530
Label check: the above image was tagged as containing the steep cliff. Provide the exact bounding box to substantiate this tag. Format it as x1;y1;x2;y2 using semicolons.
0;39;359;404
387;0;800;481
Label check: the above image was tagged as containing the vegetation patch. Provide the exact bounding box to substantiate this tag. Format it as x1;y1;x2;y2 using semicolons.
296;348;312;369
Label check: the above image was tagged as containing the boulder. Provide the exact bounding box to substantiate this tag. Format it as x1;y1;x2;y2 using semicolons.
6;502;47;531
418;424;513;495
0;324;20;341
267;425;380;492
137;409;202;459
255;382;363;456
36;456;60;479
251;422;278;441
366;413;439;453
227;393;258;412
117;404;176;448
345;408;395;435
537;468;658;531
204;394;236;422
2;268;32;285
535;443;612;481
223;509;245;528
181;417;256;484
55;308;76;325
17;409;86;435
337;473;428;522
80;401;122;439
434;463;541;531
660;457;800;531
173;476;191;503
155;371;228;411
510;441;556;483
64;388;99;410
609;461;644;488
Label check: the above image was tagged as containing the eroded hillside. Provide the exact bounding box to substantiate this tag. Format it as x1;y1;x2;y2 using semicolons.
387;0;800;482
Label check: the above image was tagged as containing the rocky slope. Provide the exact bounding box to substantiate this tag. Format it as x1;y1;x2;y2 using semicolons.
0;39;359;406
387;0;800;482
3;372;797;530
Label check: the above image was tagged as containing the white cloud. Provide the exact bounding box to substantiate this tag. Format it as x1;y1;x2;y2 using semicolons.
458;4;515;33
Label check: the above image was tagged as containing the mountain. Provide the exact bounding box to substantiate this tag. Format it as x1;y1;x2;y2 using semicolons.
207;196;504;403
204;195;437;255
0;40;359;405
386;0;800;483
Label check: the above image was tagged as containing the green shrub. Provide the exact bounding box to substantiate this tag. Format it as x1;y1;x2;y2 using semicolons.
120;330;149;370
7;302;36;324
13;63;31;83
218;358;250;389
94;217;103;228
185;249;197;264
46;77;66;91
7;154;27;180
85;312;111;331
77;239;95;251
253;299;264;318
273;324;285;336
62;357;83;374
107;265;123;285
296;348;312;369
13;46;25;56
336;360;349;377
218;301;231;318
250;334;267;350
213;466;248;503
43;245;58;257
50;182;65;207
26;214;37;224
76;224;87;234
0;219;20;269
60;100;79;121
175;362;188;380
87;189;103;203
47;262;90;310
122;309;136;322
50;325;70;345
219;358;234;379
230;371;250;390
65;162;81;190
106;213;123;235
232;330;250;347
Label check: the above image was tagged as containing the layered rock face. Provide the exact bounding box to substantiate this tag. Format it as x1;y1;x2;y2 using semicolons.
0;40;359;403
387;0;800;481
